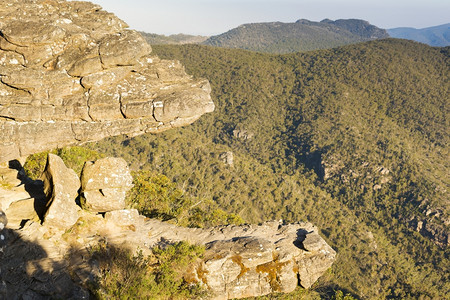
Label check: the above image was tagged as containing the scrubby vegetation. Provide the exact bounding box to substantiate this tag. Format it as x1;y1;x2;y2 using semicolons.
24;146;104;179
127;170;243;227
88;241;205;300
24;148;243;228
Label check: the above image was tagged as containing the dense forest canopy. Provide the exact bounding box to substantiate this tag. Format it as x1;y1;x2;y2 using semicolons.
81;39;449;299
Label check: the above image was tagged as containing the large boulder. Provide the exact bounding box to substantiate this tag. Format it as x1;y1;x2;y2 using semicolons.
80;157;133;213
42;154;80;229
0;0;214;163
198;237;282;299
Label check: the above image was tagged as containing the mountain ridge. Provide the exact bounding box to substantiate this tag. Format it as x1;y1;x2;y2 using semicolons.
388;23;450;46
139;31;209;45
201;18;389;53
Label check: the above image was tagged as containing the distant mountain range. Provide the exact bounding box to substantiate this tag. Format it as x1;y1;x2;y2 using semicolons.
388;23;450;47
141;20;450;53
139;32;208;45
201;19;388;53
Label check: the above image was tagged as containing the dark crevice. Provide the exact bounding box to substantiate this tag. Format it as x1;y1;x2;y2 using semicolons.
70;123;82;142
0;79;32;95
0;31;29;48
0;115;16;121
152;101;161;123
86;92;94;121
118;94;127;119
97;45;105;69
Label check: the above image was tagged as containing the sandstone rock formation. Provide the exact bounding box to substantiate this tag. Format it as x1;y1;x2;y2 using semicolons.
0;0;214;163
68;217;335;299
192;224;335;299
80;157;133;212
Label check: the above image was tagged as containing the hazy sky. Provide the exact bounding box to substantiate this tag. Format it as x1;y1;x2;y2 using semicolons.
87;0;450;35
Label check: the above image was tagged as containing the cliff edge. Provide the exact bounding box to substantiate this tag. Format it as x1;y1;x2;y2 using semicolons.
0;0;214;163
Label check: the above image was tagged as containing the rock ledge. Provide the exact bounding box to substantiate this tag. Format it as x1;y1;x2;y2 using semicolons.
0;0;214;163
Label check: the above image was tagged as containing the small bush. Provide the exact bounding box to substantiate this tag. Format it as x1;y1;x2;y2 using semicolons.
88;241;205;300
24;146;104;179
332;290;358;300
127;170;244;227
127;171;191;223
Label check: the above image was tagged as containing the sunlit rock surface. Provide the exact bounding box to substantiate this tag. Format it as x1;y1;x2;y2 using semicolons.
0;0;214;163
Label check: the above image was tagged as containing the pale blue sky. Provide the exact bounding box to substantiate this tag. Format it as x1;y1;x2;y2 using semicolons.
86;0;450;35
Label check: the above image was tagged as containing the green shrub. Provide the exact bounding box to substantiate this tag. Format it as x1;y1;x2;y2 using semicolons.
127;170;244;227
332;290;358;300
23;151;49;180
88;241;205;300
23;146;104;179
127;171;191;223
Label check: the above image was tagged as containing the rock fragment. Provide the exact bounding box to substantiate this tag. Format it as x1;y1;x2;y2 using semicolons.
80;157;133;213
42;154;80;229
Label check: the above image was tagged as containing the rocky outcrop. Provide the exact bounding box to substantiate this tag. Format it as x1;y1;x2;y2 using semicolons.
0;155;336;299
0;160;46;229
190;223;335;299
80;157;133;213
219;151;234;166
67;218;335;299
0;0;214;163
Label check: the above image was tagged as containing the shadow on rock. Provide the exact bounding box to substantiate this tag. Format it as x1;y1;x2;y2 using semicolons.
0;222;89;299
293;228;310;250
6;160;47;226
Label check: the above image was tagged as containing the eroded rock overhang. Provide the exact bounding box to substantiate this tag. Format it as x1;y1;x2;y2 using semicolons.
0;0;214;163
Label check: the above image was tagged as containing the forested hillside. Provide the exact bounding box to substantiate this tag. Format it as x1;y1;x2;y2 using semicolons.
202;19;388;53
87;39;449;298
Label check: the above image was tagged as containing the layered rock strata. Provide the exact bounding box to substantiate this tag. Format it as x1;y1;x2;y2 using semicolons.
0;0;214;163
